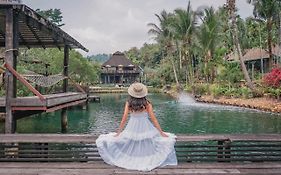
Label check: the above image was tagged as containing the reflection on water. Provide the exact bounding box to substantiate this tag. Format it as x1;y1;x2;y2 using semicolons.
0;93;281;134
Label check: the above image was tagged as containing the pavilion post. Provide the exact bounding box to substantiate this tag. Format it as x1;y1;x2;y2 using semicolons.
5;8;19;133
261;58;264;75
61;45;69;132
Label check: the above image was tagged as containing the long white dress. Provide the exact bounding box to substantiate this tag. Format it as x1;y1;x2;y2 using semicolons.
96;111;177;171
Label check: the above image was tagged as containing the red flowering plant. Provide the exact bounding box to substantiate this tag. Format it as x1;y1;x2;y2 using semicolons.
263;66;281;88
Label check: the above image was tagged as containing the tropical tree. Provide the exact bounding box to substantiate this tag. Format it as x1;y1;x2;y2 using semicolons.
170;1;196;85
247;0;281;70
148;10;180;87
36;8;65;27
227;0;255;90
196;7;221;83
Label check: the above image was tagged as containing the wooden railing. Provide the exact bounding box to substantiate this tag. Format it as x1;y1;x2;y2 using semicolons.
0;134;281;162
101;70;141;74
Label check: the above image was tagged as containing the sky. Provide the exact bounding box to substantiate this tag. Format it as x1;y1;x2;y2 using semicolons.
23;0;254;56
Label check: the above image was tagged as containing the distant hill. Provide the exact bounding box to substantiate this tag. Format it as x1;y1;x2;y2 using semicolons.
87;54;110;64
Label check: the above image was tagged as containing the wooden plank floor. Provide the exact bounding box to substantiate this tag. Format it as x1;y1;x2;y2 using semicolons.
0;92;87;108
0;162;280;175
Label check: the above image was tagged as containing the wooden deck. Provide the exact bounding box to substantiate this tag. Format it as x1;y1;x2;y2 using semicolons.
0;92;87;114
0;162;280;174
0;134;281;174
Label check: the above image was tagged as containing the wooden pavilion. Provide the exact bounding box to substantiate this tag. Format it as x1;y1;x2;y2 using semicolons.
0;1;88;133
101;51;142;85
225;46;281;75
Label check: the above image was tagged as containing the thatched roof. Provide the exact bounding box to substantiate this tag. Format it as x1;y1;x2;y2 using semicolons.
102;51;135;67
225;48;271;62
243;48;269;61
272;45;281;56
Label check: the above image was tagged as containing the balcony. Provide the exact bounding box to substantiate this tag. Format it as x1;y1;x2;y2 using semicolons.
101;69;141;74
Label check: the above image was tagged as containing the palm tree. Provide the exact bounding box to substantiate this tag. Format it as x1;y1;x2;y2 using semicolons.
227;0;255;90
170;1;196;85
247;0;281;70
196;7;221;83
148;10;180;86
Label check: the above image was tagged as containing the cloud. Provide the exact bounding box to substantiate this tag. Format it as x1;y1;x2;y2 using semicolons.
23;0;253;55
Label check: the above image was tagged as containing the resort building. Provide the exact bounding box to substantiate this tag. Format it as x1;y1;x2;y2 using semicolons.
225;46;281;74
101;51;142;85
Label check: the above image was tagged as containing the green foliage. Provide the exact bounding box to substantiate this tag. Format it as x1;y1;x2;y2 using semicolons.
18;48;100;87
217;62;244;83
87;54;109;64
36;8;65;27
184;84;193;93
193;83;209;96
144;67;163;88
209;84;224;97
264;87;281;99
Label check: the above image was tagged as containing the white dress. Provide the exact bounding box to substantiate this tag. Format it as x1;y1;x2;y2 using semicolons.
96;111;178;171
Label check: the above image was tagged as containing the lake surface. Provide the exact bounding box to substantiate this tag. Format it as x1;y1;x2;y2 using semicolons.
1;93;281;134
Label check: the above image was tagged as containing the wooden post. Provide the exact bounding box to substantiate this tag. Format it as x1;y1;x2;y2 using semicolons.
261;58;264;75
61;45;69;132
61;109;67;133
217;140;224;162
63;45;69;92
224;140;231;162
5;8;18;133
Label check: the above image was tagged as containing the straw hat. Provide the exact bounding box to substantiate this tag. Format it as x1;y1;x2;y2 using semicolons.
128;83;148;98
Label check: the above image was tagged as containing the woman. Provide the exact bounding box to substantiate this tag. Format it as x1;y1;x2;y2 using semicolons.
96;82;177;171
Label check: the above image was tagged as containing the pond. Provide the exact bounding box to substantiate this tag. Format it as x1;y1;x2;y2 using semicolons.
0;93;281;134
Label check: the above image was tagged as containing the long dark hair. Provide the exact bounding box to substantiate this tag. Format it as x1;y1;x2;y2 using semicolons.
127;96;149;112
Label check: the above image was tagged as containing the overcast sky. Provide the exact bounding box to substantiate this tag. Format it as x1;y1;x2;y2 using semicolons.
23;0;254;56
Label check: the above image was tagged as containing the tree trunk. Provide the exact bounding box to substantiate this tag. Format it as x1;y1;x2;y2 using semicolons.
171;56;179;86
179;47;182;70
228;0;255;91
267;18;273;70
279;12;281;64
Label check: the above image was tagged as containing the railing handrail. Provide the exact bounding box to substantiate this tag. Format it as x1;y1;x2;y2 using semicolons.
1;134;281;143
101;69;141;74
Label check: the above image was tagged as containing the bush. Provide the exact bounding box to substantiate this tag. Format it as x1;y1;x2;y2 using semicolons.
193;83;209;96
263;67;281;88
265;87;281;99
209;84;225;97
184;84;193;93
240;87;252;99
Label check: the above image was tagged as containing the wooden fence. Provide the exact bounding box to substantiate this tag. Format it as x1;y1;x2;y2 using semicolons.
0;134;281;162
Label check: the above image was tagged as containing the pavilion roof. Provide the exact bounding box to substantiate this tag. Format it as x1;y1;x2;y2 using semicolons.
272;45;281;56
102;51;135;67
243;48;269;61
0;3;88;52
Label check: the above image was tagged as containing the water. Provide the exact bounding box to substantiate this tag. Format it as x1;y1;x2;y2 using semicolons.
0;93;281;134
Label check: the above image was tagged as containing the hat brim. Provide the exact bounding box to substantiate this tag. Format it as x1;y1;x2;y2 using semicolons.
128;83;148;98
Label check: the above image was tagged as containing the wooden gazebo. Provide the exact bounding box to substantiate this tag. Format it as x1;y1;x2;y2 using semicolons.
0;1;88;133
101;51;141;85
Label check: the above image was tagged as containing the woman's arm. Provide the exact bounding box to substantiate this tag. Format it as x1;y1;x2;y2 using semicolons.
114;102;129;137
147;103;168;137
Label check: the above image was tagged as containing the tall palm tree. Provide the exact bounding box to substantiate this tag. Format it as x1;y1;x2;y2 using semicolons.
196;7;220;83
171;1;196;84
247;0;281;70
227;0;255;90
148;10;180;86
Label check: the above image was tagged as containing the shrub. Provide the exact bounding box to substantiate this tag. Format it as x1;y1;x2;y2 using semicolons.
193;83;209;96
263;67;281;88
240;87;252;99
